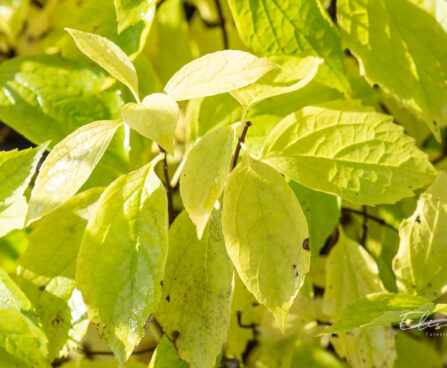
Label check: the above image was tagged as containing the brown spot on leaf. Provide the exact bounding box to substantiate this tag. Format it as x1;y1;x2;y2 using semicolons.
302;238;310;251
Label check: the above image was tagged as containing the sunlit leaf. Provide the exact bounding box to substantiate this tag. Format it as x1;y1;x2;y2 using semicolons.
67;28;140;101
0;268;49;367
324;292;447;334
228;0;349;92
393;171;447;299
222;152;310;328
261;100;436;205
180;125;235;238
18;188;102;359
164;50;277;101
28;120;123;223
115;0;157;33
337;0;447;139
156;211;233;368
77;156;168;364
0;144;46;212
231;56;321;107
122;93;179;153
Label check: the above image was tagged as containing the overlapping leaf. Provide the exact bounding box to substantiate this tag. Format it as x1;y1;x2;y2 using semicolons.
156;211;233;368
180;125;235;238
337;0;447;138
261;101;436;205
28;120;123;223
222;152;310;328
393;171;447;299
77;156;168;364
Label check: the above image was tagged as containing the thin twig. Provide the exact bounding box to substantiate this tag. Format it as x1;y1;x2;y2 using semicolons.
214;0;228;49
342;208;398;232
231;121;252;170
360;205;368;246
158;145;174;224
236;311;257;329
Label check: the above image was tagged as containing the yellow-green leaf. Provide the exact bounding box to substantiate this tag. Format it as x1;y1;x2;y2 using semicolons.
27;120;123;223
222;152;310;328
18;188;102;359
337;0;447;139
149;335;188;368
180;125;235;238
261;101;436;205
393;171;447;300
122;93;179;153
0;196;28;238
67;28;140;101
77;156;168;365
0;268;49;367
164;50;277;101
156;211;233;368
0;144;47;212
231;56;322;107
323;232;396;368
115;0;157;33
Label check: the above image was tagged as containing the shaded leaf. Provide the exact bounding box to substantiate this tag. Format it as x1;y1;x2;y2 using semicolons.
156;211;233;368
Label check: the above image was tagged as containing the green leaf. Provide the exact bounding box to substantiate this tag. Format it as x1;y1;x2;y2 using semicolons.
337;0;447;139
17;188;103;359
48;0;152;58
222;152;310;328
0;0;29;40
67;28;140;101
0;55;129;185
77;156;168;364
185;93;242;144
149;335;188;368
148;0;194;84
231;56;322;108
122;93;179;153
228;0;349;92
164;50;277;101
261;100;437;205
180;125;235;238
0;196;28;238
393;170;447;299
0;144;47;212
27;120;123;223
289;181;340;261
0;268;49;367
115;0;157;33
324;292;447;334
156;211;233;368
394;332;443;368
0;230;28;273
322;232;396;368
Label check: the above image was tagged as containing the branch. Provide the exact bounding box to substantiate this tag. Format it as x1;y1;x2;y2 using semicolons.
231;121;252;171
236;311;257;329
158;145;175;224
342;208;398;232
360;205;368;247
214;0;228;49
